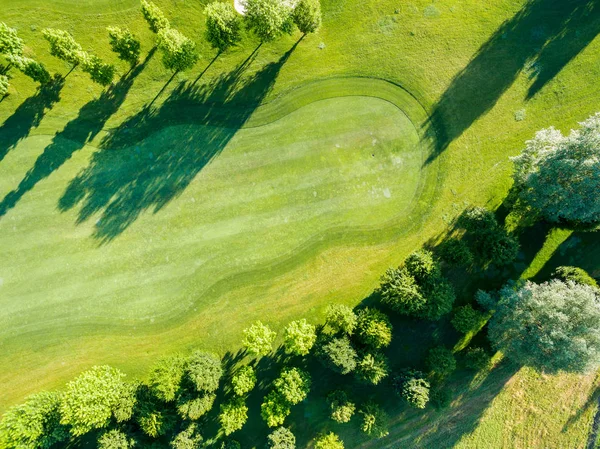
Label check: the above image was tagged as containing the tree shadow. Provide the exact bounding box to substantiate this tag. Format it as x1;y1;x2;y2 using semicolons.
425;0;600;163
0;50;154;218
0;75;64;163
58;40;300;244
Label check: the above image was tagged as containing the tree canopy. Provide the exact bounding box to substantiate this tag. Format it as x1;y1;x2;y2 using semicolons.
355;308;393;349
0;22;23;56
317;336;358;374
511;112;600;224
325;304;357;335
267;427;296;449
60;366;136;436
107;26;141;65
314;433;344;449
82;54;115;86
231;365;257;396
292;0;322;34
42;28;86;66
488;280;600;372
284;319;317;356
273;367;311;405
242;320;276;355
205;2;242;51
141;0;170;33
185;350;222;393
157;28;199;72
219;399;248;435
243;0;294;42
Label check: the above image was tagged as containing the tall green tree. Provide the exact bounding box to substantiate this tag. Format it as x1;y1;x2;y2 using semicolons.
107;26;141;66
242;320;276;356
148;354;186;402
98;429;135;449
317;336;358;374
231;365;257;396
141;0;170;33
359;402;389;438
6;55;51;84
219;398;248;435
243;0;294;42
267;427;296;449
489;280;600;372
261;391;291;428
511;112;600;224
355;308;393;349
314;433;344;449
293;0;321;34
185;350;223;393
60;366;137;436
273;368;311;405
327;391;355;424
0;391;68;449
284;319;317;356
157;28;199;73
0;74;9;97
170;423;202;449
354;352;389;385
205;2;242;52
325;304;357;335
0;22;23;56
82;54;115;86
42;28;86;67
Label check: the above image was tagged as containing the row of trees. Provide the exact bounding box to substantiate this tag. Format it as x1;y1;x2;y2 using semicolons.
0;0;322;96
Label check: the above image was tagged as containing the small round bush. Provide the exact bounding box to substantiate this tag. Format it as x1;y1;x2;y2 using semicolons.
327;390;355;423
426;346;457;377
464;347;492;370
451;305;486;334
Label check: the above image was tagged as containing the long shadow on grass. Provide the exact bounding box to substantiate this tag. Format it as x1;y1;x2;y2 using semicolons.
58;41;297;244
0;75;64;163
425;0;600;163
0;50;154;218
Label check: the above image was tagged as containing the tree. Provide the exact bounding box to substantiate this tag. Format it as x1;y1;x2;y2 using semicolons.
425;346;456;377
451;304;486;334
242;321;276;356
292;0;321;34
177;392;216;420
171;423;202;449
185;350;222;393
511;113;600;224
0;391;68;449
488;280;600;372
0;22;23;56
401;379;430;409
464;347;492;370
6;55;51;84
354;352;389;385
205;2;242;52
359;402;389;438
553;266;598;289
157;28;199;73
82;54;116;86
141;0;170;33
405;249;439;282
220;440;241;449
378;266;426;315
135;386;177;438
438;237;473;266
60;366;136;436
284;319;317;356
317;336;358;374
243;0;294;42
261;391;291;427
219;399;248;435
148;355;186;402
314;433;344;449
327;391;355;424
267;427;295;449
42;28;86;67
273;367;311;405
98;429;135;449
325;304;357;335
231;365;256;396
107;26;141;66
0;74;9;97
355;308;393;349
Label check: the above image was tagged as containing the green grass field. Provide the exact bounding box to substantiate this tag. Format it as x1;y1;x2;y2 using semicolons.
1;0;600;447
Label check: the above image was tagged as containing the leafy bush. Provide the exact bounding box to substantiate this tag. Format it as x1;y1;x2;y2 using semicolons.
359;402;389;438
488;280;600;372
231;365;256;396
98;429;135;449
205;2;241;51
243;321;276;356
267;427;296;449
325;304;357;335
314;432;344;449
451;305;487;334
354;352;389;385
284;319;317;356
317;336;358;374
355;308;393;349
185;351;222;393
219;399;248;435
464;347;492;370
273;368;311;405
426;347;457;377
439;238;474;266
553;266;598;288
327;391;355;423
261;391;291;428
